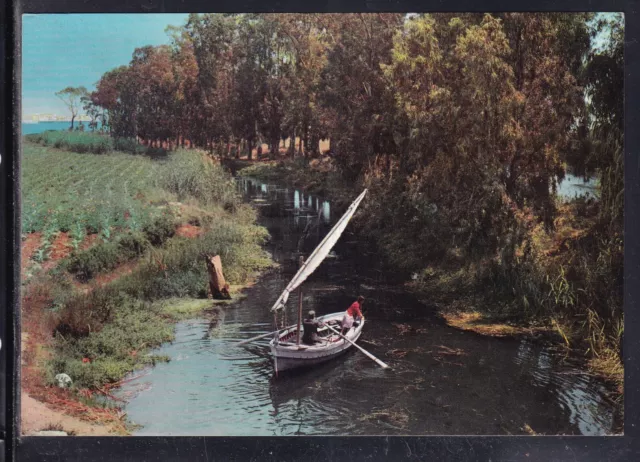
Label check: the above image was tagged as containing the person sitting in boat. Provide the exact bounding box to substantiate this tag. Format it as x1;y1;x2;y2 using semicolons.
341;296;365;336
302;310;324;345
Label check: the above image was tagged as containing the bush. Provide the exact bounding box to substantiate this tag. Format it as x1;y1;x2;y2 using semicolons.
55;286;130;337
65;232;151;282
48;305;173;388
142;214;176;246
28;130;113;154
161;150;240;207
113;137;143;154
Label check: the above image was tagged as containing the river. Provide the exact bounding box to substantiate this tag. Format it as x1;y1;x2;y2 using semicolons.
115;176;620;436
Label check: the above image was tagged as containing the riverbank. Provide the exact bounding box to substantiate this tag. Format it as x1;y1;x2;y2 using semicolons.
236;158;623;401
21;139;274;434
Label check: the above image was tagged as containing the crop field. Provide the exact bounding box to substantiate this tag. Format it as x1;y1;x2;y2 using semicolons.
22;143;171;250
21;137;273;398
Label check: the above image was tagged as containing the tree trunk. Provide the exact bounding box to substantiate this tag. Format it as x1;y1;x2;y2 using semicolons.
70;115;75;131
289;129;296;158
270;134;279;159
205;255;231;300
309;130;319;158
303;128;309;158
248;137;254;160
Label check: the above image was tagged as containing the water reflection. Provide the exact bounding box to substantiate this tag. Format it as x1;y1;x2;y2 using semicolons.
322;201;330;222
117;175;620;436
556;174;598;200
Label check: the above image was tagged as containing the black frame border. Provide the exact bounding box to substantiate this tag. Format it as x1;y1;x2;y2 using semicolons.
3;1;640;460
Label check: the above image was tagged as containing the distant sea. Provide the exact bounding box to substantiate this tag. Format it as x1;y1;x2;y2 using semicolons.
21;121;90;135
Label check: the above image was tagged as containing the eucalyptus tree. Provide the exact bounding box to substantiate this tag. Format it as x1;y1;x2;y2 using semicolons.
55;86;88;130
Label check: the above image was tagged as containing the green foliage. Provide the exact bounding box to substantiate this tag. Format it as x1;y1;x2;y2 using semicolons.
49;219;271;389
116;221;271;301
160;149;239;208
26;130;113;154
55;86;88;130
21;143;166;235
48;303;174;389
113;137;144;154
64;231;150;282
142;214;176;246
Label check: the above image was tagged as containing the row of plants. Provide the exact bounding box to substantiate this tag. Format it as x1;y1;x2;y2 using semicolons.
22;143;165;236
63;214;175;282
43;217;271;389
25;130;167;157
22;139;274;396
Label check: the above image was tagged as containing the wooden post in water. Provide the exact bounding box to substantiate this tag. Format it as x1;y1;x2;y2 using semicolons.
296;256;304;346
205;255;231;300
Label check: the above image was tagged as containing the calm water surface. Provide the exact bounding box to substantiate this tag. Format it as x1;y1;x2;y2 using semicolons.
116;177;620;436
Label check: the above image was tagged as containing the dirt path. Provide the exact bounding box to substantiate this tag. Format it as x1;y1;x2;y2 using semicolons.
21;392;113;436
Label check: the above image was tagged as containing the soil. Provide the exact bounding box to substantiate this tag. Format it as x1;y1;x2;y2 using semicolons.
79;233;101;251
19;221;209;434
21;232;43;278
175;223;203;239
41;232;73;272
21;392;114;436
92;260;139;287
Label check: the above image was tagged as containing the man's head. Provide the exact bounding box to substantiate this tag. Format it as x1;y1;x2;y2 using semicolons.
357;296;365;303
308;310;316;319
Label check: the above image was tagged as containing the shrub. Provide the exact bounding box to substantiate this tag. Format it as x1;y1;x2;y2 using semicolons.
55;286;130;337
113;137;142;154
65;232;150;282
161;150;240;207
142;214;176;246
65;241;121;282
29;130;113;154
48;301;174;388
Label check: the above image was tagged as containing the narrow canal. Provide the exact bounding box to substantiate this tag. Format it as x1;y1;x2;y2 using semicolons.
117;176;619;436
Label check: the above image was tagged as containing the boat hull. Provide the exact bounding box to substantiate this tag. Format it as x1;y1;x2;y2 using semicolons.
269;312;364;372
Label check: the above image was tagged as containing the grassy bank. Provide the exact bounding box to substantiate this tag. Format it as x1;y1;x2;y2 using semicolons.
25;130;167;157
22;135;273;432
238;158;623;396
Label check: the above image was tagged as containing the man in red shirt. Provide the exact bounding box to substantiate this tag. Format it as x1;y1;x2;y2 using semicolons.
341;296;365;336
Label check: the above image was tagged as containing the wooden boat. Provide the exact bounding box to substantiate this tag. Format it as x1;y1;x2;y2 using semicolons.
267;189;369;373
270;313;364;372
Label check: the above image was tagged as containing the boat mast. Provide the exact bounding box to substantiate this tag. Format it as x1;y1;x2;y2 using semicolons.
296;256;304;346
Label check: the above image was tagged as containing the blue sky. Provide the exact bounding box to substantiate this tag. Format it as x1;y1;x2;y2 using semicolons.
22;14;189;116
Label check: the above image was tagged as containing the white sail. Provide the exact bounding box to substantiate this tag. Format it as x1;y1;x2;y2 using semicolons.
270;189;367;312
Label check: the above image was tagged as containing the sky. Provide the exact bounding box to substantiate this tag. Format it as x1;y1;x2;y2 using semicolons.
22;13;622;119
22;14;189;117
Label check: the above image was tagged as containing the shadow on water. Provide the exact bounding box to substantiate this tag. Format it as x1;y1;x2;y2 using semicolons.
117;175;621;436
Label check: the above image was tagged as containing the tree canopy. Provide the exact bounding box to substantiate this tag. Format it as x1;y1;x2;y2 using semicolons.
87;13;621;250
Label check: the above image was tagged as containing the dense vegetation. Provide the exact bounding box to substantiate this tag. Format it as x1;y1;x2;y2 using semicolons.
34;13;623;396
156;13;621;387
22;141;272;392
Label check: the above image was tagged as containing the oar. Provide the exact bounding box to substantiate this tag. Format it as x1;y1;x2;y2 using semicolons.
324;324;390;369
234;325;295;347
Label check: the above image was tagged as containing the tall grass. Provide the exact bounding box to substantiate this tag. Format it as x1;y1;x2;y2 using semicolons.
49;221;271;389
239;158;624;390
162;150;240;209
22;140;274;393
26;130;113;154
